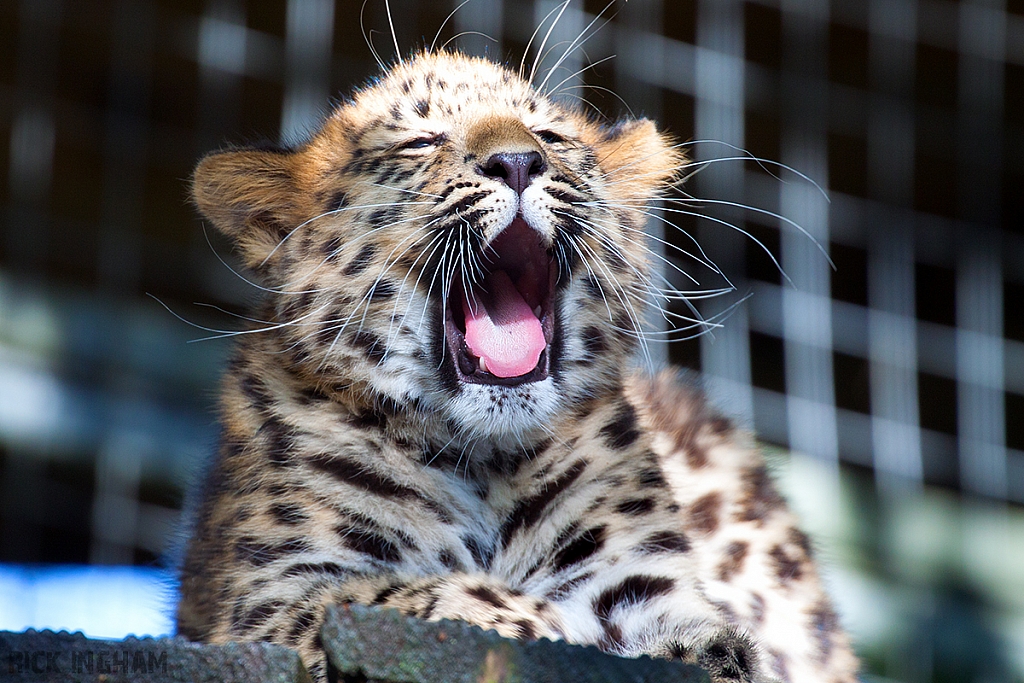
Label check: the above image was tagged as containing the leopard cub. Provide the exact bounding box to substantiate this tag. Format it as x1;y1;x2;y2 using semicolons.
177;48;858;683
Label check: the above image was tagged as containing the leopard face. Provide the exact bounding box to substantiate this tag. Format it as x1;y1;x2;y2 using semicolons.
193;51;679;447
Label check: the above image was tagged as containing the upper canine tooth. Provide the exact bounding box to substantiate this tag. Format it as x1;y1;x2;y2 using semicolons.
533;306;542;317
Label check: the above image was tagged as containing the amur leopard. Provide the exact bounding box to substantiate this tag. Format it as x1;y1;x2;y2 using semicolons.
176;46;858;683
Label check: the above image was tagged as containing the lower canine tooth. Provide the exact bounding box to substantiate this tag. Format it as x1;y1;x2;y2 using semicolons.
479;357;489;373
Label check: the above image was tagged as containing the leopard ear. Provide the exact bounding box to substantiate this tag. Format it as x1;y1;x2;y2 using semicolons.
588;119;682;201
191;147;300;269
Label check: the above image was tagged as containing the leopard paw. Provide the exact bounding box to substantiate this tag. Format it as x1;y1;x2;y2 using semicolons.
672;630;778;683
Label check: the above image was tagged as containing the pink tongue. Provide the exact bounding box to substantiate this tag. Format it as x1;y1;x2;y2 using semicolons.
463;270;546;378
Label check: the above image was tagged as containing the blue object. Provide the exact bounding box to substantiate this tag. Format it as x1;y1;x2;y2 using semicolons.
0;564;176;639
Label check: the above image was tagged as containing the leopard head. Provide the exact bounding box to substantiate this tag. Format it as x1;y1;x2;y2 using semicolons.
192;51;680;446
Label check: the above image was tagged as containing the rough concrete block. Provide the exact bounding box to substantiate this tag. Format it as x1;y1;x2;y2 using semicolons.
0;629;309;683
321;603;710;683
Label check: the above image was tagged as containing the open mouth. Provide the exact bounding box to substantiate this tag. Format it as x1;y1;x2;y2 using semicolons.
444;217;556;386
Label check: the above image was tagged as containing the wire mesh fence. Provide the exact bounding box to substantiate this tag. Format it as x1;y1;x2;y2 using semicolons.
1;1;1022;680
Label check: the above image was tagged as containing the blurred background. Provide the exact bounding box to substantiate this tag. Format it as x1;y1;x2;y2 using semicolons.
0;0;1022;681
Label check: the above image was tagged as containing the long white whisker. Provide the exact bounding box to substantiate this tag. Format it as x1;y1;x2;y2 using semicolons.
545;54;617;98
415;232;456;338
626;292;753;341
433;235;462;372
285;212;436;292
567;214;699;332
383;231;452;352
534;39;577;84
558;209;714;290
349;222;444;345
589;140;829;206
609;194;830;274
593;202;794;286
553;83;637;119
313;221;440;369
149;294;334;343
191;302;282;326
201;224;317;296
674;139;830;200
389;229;450;345
663;195;834;269
522;1;570;81
260;200;432;268
616;211;723;278
361;0;386;71
431;0;476;53
375;228;448;334
670;155;811;185
559;205;719;280
358;181;444;199
565;235;615;323
565;204;729;344
422;429;464;468
550;90;605;117
538;0;619;93
591;198;723;274
384;0;402;63
571;235;653;367
529;0;571;85
566;211;670;293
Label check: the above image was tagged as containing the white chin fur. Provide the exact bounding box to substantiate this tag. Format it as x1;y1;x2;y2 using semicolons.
447;378;561;443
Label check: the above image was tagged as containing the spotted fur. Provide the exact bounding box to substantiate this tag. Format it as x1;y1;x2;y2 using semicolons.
177;50;858;683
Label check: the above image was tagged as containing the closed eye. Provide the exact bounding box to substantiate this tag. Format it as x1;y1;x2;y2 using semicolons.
534;129;566;144
397;134;444;151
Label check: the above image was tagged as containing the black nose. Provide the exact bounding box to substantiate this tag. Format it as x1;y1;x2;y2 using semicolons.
478;151;546;195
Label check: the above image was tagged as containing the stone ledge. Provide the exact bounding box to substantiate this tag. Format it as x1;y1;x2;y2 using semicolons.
0;629;308;682
1;605;710;683
323;604;709;682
